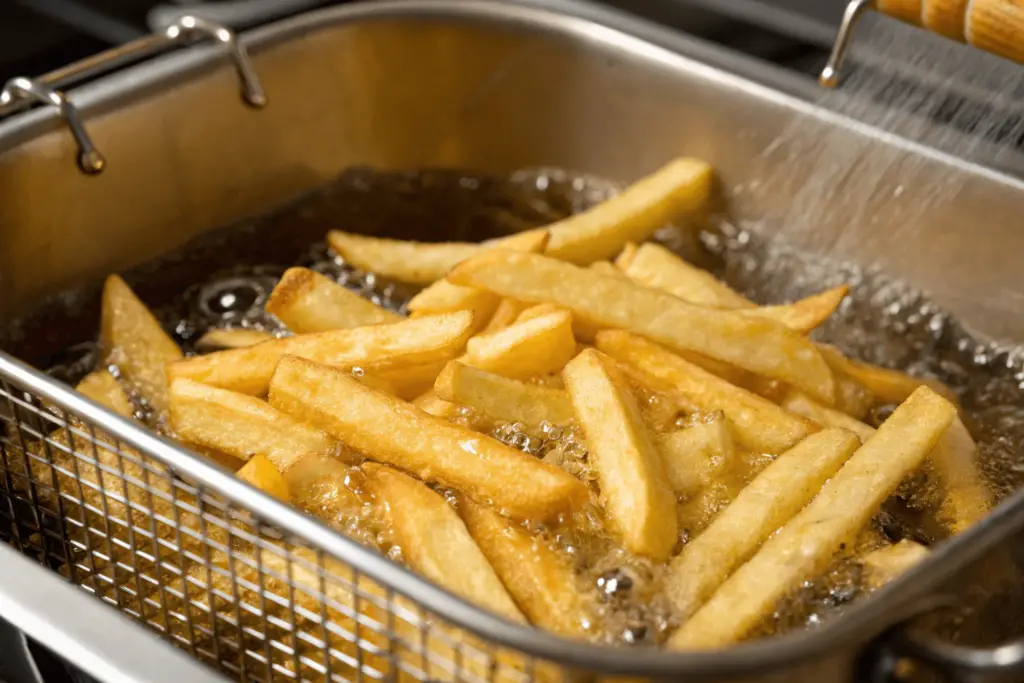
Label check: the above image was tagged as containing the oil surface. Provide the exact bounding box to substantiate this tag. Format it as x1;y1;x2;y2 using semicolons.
5;167;1024;647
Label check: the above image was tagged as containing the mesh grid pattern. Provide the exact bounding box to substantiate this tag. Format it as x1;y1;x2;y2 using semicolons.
0;374;561;683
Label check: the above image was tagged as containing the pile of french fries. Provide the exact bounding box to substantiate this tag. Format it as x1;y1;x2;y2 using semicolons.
54;155;993;664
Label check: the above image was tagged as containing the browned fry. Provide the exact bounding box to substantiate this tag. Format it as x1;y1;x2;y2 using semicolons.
363;464;526;622
448;251;834;402
818;344;958;405
193;328;277;352
75;370;133;418
268;357;588;519
434;361;574;425
670;387;956;649
563;350;677;558
167;311;473;395
466;311;576;379
458;496;596;637
597;331;817;454
327;229;549;285
667;429;861;619
168;378;340;471
543;157;713;264
100;274;183;415
266;267;402;333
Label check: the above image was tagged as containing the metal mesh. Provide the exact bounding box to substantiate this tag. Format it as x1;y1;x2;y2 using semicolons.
0;371;563;683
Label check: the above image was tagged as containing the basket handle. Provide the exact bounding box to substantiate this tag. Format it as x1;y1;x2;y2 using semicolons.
0;617;45;683
820;0;1024;87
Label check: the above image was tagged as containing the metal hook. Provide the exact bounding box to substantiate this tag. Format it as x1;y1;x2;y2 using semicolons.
167;15;267;108
0;77;105;173
820;0;877;88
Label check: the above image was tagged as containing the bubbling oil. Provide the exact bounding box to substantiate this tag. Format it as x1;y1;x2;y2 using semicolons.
13;167;1024;647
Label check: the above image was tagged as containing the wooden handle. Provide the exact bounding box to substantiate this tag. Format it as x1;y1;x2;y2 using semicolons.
875;0;1024;63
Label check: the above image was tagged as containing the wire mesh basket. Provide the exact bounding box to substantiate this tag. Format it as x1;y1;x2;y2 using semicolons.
0;353;561;683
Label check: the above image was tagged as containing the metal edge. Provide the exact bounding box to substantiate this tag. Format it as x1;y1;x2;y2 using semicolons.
0;0;1023;676
0;543;227;683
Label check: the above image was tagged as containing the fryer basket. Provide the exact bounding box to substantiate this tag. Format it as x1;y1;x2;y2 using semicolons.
5;2;1024;683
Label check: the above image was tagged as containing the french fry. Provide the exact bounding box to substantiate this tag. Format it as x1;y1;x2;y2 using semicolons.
266;267;402;333
517;303;601;344
667;429;861;619
589;261;627;278
563;350;677;559
168;311;473;395
617;242;753;309
931;416;991;534
669;387;956;649
831;371;875;421
327;229;549;285
408;232;550;330
100;274;183;415
75;370;133;418
168;378;340;470
598;332;817;454
481;298;531;334
818;344;958;405
466;311;576;379
279;452;371;532
860;541;929;589
458;496;595;637
434;361;574;426
543;158;712;264
448;251;835;403
412;389;460;418
614;242;639;270
194;328;276;352
372;361;448;400
618;243;848;333
363;464;527;622
781;390;876;442
655;418;735;496
236;454;290;502
269;357;588;519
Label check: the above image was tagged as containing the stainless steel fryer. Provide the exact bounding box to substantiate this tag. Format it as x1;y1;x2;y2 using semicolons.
4;2;1024;682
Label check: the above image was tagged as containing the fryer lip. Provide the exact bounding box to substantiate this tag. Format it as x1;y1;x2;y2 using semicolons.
2;0;1024;677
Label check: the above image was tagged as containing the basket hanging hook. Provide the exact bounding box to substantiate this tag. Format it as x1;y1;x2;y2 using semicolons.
820;0;877;88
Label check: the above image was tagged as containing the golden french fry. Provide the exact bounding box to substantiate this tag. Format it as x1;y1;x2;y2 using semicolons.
75;370;133;418
168;311;473;395
563;349;677;558
363;464;526;622
448;251;834;403
269;357;588;519
589;261;627;278
832;371;875;420
618;242;753;309
598;332;817;454
466;311;576;379
931;416;991;534
194;328;276;352
860;541;929;589
781;390;876;442
371;361;448;399
412;389;460;418
543;158;712;264
741;285;849;334
434;361;574;426
278;452;373;537
676;473;745;539
613;242;638;270
458;496;595;637
327;229;548;285
481;298;531;334
818;344;958;406
168;378;340;470
266;267;402;333
236;454;290;502
517;303;601;343
408;232;550;329
667;429;861;619
100;274;183;415
655;418;735;496
670;387;956;649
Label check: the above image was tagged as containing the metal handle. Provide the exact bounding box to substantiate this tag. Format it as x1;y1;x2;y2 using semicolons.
820;0;1024;87
0;15;266;174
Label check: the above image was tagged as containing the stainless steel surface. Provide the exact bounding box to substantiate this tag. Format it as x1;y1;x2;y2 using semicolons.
0;543;226;683
819;0;874;87
0;15;264;173
3;1;1024;682
0;76;104;172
